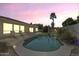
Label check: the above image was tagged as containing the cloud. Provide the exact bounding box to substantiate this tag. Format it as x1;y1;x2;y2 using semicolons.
3;4;21;12
15;10;49;22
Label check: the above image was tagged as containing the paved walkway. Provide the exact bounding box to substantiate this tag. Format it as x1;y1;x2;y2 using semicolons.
14;34;74;56
70;46;79;56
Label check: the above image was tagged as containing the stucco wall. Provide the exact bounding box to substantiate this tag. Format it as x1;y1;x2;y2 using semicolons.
66;23;79;38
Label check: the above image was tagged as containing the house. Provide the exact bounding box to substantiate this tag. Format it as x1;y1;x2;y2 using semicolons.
0;16;38;38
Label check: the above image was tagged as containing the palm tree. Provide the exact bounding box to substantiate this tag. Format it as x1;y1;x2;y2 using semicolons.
50;13;56;28
51;22;54;28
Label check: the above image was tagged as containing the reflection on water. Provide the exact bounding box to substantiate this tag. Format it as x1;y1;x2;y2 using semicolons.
23;35;62;52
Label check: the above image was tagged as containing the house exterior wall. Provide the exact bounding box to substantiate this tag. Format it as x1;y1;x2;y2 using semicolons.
0;16;39;38
28;24;38;33
0;20;3;38
25;24;29;33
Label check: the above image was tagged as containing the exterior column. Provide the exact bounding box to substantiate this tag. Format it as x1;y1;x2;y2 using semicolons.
33;27;36;33
11;24;15;36
12;24;14;32
19;25;21;33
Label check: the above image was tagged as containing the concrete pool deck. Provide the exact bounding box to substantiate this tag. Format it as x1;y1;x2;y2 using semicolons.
0;32;40;56
14;34;74;56
0;32;77;56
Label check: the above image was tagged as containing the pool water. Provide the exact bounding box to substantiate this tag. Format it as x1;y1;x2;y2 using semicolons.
23;35;62;52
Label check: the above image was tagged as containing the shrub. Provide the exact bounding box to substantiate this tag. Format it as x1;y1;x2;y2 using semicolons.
57;28;76;44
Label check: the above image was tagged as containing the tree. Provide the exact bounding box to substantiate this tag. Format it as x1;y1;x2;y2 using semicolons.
51;22;54;28
77;16;79;20
30;23;32;25
50;12;56;28
43;26;50;32
76;16;79;23
62;17;76;26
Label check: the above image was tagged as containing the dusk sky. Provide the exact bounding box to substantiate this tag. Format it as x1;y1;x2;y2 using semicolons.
0;3;79;27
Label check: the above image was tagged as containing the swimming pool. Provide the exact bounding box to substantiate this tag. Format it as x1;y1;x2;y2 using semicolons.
23;35;62;52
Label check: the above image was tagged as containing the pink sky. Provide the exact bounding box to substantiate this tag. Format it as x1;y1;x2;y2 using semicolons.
0;3;79;27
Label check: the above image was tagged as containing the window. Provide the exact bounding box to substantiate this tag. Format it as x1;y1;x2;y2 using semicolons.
35;28;38;32
3;23;12;34
14;24;19;33
29;27;33;32
20;25;24;32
